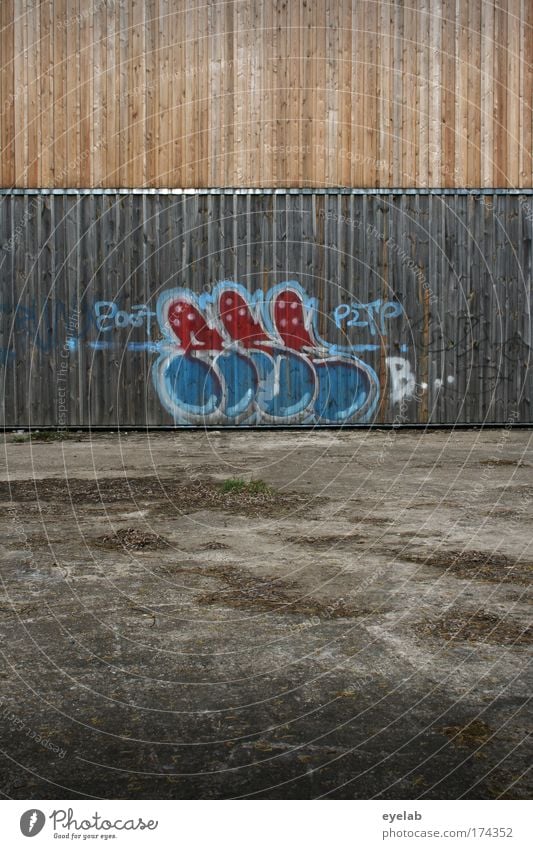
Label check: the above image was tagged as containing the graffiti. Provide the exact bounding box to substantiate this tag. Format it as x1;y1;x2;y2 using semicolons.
152;281;386;425
0;347;15;365
333;299;403;337
0;299;96;353
386;357;417;404
0;283;413;425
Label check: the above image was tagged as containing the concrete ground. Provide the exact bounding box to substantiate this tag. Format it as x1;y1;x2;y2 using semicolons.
0;428;531;800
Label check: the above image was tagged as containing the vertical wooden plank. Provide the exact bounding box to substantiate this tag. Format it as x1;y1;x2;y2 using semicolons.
12;196;25;420
428;0;442;186
427;194;440;420
110;2;121;188
338;0;352;187
157;0;169;184
364;0;378;186
518;194;533;420
417;0;430;187
197;1;209;186
495;194;507;418
314;0;326;186
352;0;365;185
483;193;496;420
129;0;145;185
105;0;118;186
403;0;417;185
507;196;520;420
118;0;129;186
145;194;158;423
207;0;221;186
467;0;481;186
467;197;479;423
391;0;403;186
13;0;26;186
117;193;131;424
79;0;92;185
194;0;205;187
455;0;468;187
493;1;508;186
182;0;194;185
145;0;158;186
416;192;430;422
441;0;456;187
324;0;338;186
222;0;234;186
128;194;145;419
27;194;39;422
234;0;248;186
193;10;203;188
520;0;533;186
92;0;106;187
480;0;494;188
67;0;81;186
62;197;75;420
507;0;520;186
377;0;392;188
249;0;263;186
454;193;467;419
378;194;390;417
271;0;282;185
52;0;67;186
443;195;456;421
235;193;247;287
0;197;16;421
206;192;218;292
41;195;54;422
474;196;485;420
1;0;15;186
100;195;118;420
158;194;171;295
287;0;301;186
300;0;313;185
26;0;39;185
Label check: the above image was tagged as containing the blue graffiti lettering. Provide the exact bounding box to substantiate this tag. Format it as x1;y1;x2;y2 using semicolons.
94;301;156;335
333;299;404;335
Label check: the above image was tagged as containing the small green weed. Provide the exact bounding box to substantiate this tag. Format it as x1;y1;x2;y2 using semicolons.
12;430;72;443
220;478;271;495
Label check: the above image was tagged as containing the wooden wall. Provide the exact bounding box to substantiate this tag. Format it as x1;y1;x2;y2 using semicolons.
0;1;531;188
1;190;531;426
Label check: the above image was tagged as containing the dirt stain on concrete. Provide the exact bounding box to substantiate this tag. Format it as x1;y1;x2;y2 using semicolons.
417;609;533;646
95;527;170;552
0;476;302;518
439;719;494;749
285;533;366;549
169;562;367;619
402;548;532;585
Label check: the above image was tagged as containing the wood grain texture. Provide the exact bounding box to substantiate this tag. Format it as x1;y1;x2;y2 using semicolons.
0;0;531;188
1;190;530;426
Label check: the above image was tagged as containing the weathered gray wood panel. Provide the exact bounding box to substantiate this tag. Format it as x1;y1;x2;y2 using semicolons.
0;192;531;427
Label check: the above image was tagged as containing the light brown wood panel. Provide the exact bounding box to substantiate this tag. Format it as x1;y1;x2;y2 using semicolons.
0;0;531;187
1;0;15;186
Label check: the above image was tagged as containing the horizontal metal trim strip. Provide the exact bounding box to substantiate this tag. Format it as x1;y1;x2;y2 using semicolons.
0;187;533;196
5;424;533;431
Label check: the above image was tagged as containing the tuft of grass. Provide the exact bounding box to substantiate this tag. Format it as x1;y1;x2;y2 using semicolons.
220;478;271;495
12;430;72;443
